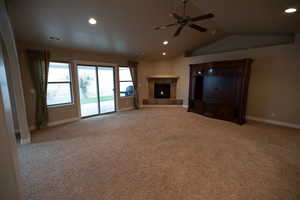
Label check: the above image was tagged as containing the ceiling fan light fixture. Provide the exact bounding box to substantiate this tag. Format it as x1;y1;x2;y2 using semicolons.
163;41;169;45
49;36;61;41
154;0;214;37
284;8;297;14
89;18;97;25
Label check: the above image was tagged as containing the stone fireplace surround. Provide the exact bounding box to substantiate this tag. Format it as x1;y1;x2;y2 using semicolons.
143;75;183;105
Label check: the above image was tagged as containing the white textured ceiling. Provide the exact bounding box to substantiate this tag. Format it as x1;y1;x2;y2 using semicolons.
8;0;300;59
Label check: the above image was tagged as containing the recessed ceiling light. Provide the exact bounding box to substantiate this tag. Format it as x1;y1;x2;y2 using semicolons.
162;52;167;56
284;8;297;14
89;18;97;25
163;41;169;45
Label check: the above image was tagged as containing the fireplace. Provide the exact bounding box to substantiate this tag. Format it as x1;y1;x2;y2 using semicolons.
143;75;183;105
154;83;170;98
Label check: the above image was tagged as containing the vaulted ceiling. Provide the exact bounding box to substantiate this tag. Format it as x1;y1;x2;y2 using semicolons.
8;0;300;59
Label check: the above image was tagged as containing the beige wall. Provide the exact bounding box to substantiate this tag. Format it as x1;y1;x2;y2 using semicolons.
138;37;300;125
190;35;294;56
0;83;23;200
119;97;134;110
0;40;23;200
0;0;24;198
18;44;134;127
138;59;175;104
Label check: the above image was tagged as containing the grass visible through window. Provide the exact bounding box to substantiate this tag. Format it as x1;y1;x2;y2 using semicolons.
80;96;114;104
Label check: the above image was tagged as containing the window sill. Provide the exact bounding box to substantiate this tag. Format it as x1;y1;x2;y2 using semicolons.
119;96;134;99
47;103;74;108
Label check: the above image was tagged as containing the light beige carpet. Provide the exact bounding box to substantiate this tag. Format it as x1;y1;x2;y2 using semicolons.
18;108;300;200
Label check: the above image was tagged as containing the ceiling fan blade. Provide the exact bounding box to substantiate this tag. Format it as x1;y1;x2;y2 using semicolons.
190;13;214;22
189;24;207;32
171;13;182;20
154;23;177;30
174;25;184;37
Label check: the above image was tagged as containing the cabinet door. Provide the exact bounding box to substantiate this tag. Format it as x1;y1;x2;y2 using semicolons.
194;100;204;114
216;104;234;121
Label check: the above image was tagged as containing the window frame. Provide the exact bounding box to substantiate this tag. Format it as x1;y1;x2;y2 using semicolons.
47;61;74;107
118;66;134;98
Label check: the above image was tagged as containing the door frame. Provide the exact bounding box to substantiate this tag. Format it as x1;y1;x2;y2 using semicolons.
76;63;117;118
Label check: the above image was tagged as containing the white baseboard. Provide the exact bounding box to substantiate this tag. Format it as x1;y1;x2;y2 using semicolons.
14;125;36;134
246;116;300;129
20;117;80;134
47;117;80;127
20;137;31;144
182;105;188;108
141;105;183;108
119;107;135;112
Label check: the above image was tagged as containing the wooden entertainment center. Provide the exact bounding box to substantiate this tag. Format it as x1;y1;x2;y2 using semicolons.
188;59;253;124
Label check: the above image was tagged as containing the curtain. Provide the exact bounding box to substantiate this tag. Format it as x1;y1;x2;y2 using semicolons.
128;61;139;109
26;49;50;129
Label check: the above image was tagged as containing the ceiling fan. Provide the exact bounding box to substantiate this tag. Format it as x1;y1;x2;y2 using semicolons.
154;0;214;37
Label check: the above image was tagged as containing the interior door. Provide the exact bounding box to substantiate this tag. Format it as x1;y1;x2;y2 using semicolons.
77;65;99;117
98;67;116;114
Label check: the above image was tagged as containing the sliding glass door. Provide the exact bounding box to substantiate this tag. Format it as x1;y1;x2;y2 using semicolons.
78;66;99;117
98;67;116;113
77;65;115;118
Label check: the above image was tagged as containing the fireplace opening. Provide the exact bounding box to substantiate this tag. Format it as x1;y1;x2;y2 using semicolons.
154;83;170;99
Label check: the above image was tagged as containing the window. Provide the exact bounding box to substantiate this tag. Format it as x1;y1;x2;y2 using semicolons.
47;62;73;106
119;67;133;97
